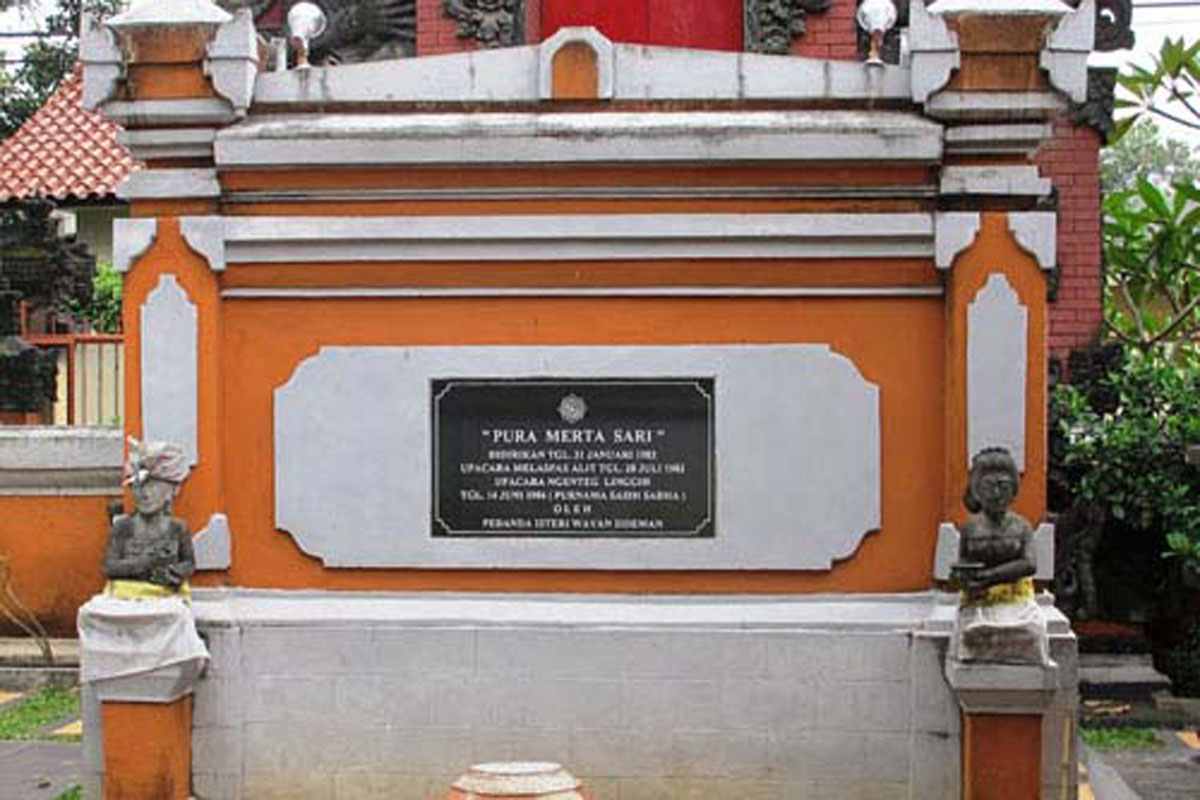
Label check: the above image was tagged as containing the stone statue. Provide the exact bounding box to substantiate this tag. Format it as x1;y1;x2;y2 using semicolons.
950;447;1051;665
102;439;196;599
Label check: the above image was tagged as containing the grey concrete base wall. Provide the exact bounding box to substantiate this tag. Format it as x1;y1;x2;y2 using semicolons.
84;591;1076;800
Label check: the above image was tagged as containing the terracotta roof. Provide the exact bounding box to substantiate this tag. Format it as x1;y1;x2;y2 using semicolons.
0;69;138;203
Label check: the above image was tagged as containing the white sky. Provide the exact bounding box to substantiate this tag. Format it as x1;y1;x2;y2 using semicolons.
1;0;1199;138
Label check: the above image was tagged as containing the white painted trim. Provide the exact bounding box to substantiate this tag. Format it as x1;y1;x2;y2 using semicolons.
940;165;1053;197
112;218;158;273
0;427;122;495
909;0;960;103
934;212;981;270
943;124;1052;157
194;513;232;571
117;128;216;161
117;169;221;201
108;0;230;28
251;42;912;106
205;9;257;116
539;27;614;100
214;111;943;168
222;286;945;299
101;98;237;128
141;275;199;467
180;216;226;272
1008;211;1057;271
79;13;122;110
967;274;1028;472
929;0;1069;15
924;91;1067;121
944;660;1059;715
219;213;935;264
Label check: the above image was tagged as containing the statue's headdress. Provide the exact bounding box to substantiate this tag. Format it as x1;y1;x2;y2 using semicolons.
124;438;190;486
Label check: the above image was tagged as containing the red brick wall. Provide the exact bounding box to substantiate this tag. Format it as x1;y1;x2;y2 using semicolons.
792;0;859;59
1037;118;1104;358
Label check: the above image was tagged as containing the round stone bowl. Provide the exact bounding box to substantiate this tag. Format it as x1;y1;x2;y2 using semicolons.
446;761;590;799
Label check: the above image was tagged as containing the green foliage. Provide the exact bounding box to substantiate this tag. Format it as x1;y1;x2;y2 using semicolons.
54;786;81;800
0;0;121;138
1102;176;1200;350
1101;120;1200;192
1054;350;1200;570
0;687;78;740
1079;726;1163;749
1113;37;1200;143
67;260;121;333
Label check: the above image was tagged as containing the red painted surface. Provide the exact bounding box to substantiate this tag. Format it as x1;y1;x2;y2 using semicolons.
542;0;742;50
1037;118;1104;359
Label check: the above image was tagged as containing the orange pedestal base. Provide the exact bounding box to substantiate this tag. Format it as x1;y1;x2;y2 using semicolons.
962;712;1043;800
101;697;192;800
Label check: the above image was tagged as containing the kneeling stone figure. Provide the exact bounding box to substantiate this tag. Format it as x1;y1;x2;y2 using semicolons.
950;447;1053;666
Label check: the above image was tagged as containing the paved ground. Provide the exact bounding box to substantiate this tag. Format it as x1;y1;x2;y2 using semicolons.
0;740;81;799
1086;730;1200;800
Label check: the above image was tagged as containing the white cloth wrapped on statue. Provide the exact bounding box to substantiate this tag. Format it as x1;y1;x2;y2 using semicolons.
953;576;1052;666
77;594;210;685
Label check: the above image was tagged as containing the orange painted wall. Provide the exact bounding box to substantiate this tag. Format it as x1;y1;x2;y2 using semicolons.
962;713;1043;800
0;495;113;636
216;294;946;593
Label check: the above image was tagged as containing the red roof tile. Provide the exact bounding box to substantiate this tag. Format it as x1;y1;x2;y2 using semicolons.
0;69;139;202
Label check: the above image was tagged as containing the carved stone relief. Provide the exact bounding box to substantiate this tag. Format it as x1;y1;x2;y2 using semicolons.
1071;67;1117;137
744;0;831;55
444;0;523;49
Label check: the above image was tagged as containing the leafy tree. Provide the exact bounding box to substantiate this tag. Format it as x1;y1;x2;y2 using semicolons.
1101;119;1200;192
1102;176;1200;352
1114;37;1200;141
67;260;120;333
0;0;118;138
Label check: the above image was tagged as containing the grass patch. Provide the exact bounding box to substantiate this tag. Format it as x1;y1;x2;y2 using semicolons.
1080;726;1163;749
54;785;81;800
0;687;79;741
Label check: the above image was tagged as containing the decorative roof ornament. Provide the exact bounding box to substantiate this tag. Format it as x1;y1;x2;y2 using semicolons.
1093;0;1133;52
744;0;832;56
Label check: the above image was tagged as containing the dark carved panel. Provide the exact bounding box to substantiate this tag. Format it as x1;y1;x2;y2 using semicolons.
444;0;524;49
1094;0;1134;52
744;0;831;55
1071;67;1117;137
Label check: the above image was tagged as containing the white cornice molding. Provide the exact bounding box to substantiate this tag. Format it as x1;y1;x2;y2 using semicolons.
117;169;221;201
909;0;960;104
112;218;158;273
252;43;911;106
1041;0;1094;104
215;111;942;168
79;12;123;110
1008;211;1057;271
934;212;981;270
217;213;935;265
180;216;226;272
205;9;258;116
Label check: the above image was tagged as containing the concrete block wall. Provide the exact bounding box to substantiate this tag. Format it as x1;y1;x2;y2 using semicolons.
174;592;1076;800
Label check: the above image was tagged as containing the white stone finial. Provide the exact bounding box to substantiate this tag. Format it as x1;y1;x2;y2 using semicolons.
108;0;232;30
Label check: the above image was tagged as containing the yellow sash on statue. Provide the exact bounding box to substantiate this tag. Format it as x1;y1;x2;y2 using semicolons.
966;576;1034;606
105;579;191;602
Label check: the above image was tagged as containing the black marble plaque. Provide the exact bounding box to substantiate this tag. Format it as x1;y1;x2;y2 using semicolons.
432;378;715;537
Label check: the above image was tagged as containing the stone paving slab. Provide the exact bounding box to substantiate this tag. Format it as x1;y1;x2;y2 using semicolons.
0;741;81;799
1090;728;1200;800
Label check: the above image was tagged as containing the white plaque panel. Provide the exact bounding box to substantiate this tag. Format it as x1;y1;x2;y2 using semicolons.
140;274;198;465
967;273;1028;470
275;345;881;570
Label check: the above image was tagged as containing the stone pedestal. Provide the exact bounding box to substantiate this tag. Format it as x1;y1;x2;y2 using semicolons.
946;660;1059;800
